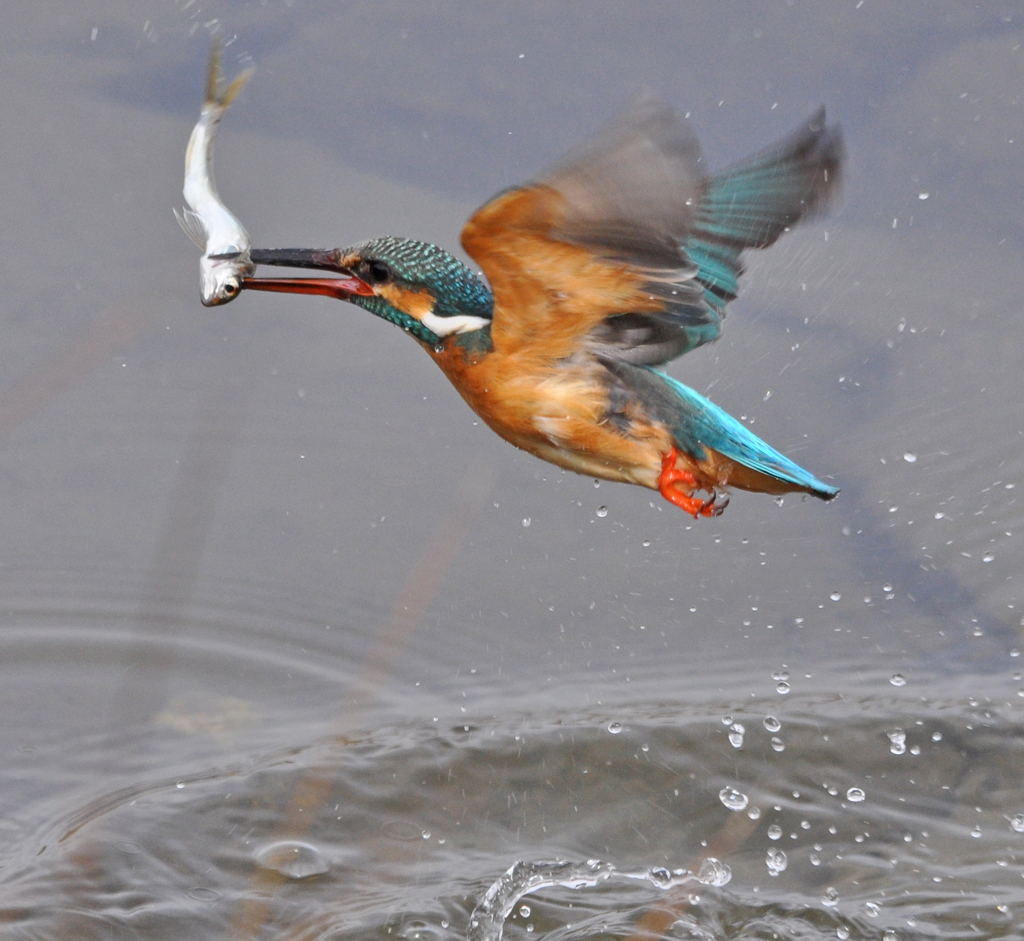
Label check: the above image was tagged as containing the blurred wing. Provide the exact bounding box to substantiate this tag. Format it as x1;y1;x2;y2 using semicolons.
462;97;842;365
462;95;714;364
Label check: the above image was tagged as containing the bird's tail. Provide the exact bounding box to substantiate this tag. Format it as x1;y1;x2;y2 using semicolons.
659;370;838;499
610;362;838;500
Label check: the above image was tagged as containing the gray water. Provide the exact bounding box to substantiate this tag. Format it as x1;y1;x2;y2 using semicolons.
1;2;1023;938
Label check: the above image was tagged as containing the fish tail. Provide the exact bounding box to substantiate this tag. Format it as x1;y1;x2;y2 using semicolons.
204;40;254;108
220;67;255;107
204;41;223;106
693;108;844;251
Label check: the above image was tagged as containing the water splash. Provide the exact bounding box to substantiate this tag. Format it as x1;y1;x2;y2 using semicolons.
468;860;616;941
253;840;329;879
468;857;728;941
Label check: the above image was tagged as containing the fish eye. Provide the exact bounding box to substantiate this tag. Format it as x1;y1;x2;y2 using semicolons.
366;260;392;285
223;282;238;296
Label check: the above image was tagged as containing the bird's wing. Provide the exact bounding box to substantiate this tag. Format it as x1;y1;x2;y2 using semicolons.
461;97;841;366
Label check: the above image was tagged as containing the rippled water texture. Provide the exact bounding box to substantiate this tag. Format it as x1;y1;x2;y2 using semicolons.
1;2;1023;939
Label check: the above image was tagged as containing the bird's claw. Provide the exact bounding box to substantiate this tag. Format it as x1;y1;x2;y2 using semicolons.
699;491;729;517
658;447;728;518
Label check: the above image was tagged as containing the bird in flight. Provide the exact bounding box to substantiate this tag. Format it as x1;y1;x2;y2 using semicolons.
241;98;843;517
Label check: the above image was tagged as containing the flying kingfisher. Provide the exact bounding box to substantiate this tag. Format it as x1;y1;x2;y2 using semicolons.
241;98;842;517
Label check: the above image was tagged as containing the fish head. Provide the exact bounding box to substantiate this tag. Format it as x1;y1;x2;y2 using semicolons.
199;251;253;306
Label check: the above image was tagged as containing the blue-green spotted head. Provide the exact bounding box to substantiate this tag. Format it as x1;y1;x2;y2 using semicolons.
245;237;493;347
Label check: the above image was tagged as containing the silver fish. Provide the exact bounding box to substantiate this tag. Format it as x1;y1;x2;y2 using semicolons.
174;43;255;306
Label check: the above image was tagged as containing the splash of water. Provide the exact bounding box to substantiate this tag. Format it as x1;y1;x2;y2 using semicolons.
467;857;730;941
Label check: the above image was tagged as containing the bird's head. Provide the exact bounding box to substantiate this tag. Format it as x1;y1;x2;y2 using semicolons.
244;237;493;347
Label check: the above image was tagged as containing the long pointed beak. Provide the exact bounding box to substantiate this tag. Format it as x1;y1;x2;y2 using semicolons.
242;248;374;300
242;275;374;300
249;248;347;271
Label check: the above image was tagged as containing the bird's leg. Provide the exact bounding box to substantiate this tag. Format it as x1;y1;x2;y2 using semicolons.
659;447;727;518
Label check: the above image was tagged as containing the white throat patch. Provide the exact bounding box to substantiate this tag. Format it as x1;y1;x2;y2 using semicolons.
420;310;491;337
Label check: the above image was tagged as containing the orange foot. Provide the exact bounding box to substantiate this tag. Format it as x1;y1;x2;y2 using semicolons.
658;447;729;518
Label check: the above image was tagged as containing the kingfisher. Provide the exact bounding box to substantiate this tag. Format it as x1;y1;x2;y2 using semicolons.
241;98;842;517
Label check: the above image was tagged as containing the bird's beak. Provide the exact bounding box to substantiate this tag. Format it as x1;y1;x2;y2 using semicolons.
242;248;375;300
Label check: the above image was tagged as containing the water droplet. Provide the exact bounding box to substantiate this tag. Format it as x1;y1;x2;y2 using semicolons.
747;806;762;820
648;866;673;888
728;722;745;748
763;715;781;732
176;782;185;789
718;786;748;811
771;736;785;752
983;552;995;562
422;830;431;839
887;728;906;755
773;495;784;506
642;539;651;547
519;905;531;918
918;191;929;200
883;583;893;592
767;824;782;840
607;721;622;734
837;928;850;940
696;857;732;886
776;681;791;695
932;731;942;741
765;847;787;876
596;505;608;518
809;852;821;866
830;591;841;601
889;673;907;687
1008;813;1024;833
522;517;531;527
903;452;917;463
846;787;866;802
970;826;982;838
255;841;329;879
821;886;840;907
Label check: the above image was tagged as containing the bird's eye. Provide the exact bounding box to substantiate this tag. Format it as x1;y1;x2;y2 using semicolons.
367;260;392;284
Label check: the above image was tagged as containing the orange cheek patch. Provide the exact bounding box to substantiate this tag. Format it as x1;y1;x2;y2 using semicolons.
377;283;435;320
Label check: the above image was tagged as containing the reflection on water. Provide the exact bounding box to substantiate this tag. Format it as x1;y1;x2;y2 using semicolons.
4;702;1024;939
0;1;1023;938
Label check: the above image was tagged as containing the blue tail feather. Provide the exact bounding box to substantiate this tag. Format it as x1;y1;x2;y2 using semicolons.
607;361;838;500
654;370;838;499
